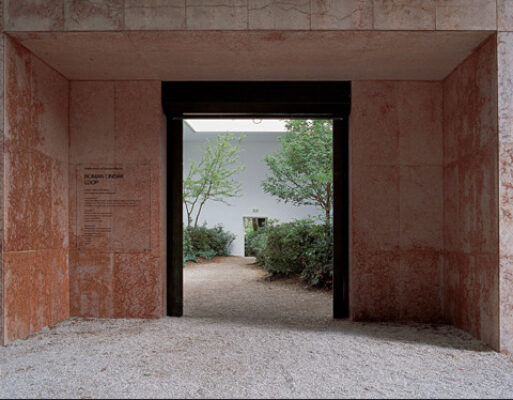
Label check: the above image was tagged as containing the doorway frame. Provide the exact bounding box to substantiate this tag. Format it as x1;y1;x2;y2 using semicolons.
162;81;351;319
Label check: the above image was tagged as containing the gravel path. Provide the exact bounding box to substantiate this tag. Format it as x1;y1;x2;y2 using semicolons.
1;256;512;398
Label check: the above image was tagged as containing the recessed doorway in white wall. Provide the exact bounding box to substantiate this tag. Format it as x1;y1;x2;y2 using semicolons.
243;216;268;257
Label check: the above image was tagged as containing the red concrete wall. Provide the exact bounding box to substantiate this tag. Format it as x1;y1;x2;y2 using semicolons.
350;81;444;323
2;37;69;344
69;81;166;319
442;36;499;349
0;36;502;352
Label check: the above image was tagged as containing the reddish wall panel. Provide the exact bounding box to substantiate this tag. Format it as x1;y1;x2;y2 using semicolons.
2;37;69;344
69;81;165;319
442;36;499;350
350;81;444;323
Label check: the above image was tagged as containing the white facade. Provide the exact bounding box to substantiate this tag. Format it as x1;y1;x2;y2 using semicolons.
183;121;322;256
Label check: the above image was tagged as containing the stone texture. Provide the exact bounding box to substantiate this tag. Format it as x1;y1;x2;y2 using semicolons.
3;252;32;342
64;0;124;31
70;81;116;163
498;0;513;31
351;164;400;253
3;149;33;253
69;250;114;318
400;166;443;250
125;0;186;30
0;33;4;345
398;251;442;321
2;37;69;344
187;0;248;30
4;38;32;151
11;30;491;81
498;32;513;354
4;0;64;31
435;0;496;30
311;0;372;30
69;81;165;319
248;0;310;29
373;0;436;30
3;248;69;343
443;36;499;350
351;250;401;320
113;253;162;318
350;81;444;323
30;56;69;163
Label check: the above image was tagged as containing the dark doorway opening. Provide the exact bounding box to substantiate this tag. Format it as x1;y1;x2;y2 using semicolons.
245;217;267;232
162;82;351;319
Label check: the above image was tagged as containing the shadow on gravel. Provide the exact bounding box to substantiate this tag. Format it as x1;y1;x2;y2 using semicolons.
184;257;491;353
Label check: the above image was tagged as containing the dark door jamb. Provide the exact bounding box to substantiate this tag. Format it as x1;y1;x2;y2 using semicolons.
162;82;351;319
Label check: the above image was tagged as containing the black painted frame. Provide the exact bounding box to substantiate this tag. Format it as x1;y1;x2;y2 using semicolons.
162;82;351;319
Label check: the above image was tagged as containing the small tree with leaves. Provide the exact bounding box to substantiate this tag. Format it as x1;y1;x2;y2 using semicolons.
262;120;333;222
184;133;245;228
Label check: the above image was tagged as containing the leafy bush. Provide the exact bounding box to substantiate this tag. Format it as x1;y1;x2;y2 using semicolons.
247;219;333;288
298;223;333;288
184;224;235;263
183;227;194;263
245;227;268;260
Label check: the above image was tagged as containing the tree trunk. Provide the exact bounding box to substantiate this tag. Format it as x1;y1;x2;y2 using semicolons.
194;200;206;228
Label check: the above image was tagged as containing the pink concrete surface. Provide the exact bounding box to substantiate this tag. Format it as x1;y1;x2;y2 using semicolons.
435;0;497;30
188;0;247;30
0;27;509;355
310;0;372;30
498;0;513;31
2;37;69;344
248;0;310;30
124;0;186;30
498;32;513;354
64;0;124;31
373;0;436;30
350;81;444;323
11;30;492;81
0;33;4;348
4;0;64;31
69;80;165;320
1;0;500;31
442;36;499;350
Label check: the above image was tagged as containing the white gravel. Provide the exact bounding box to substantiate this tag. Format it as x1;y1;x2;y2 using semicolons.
1;256;512;398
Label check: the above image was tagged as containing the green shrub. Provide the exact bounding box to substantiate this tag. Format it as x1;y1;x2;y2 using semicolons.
184;224;235;263
245;227;268;260
183;227;194;263
298;223;333;288
249;219;333;288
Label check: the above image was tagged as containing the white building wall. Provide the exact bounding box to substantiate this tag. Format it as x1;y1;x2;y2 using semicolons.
183;123;322;256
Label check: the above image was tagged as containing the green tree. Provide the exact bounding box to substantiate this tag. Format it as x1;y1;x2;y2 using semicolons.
262;120;333;221
184;133;245;228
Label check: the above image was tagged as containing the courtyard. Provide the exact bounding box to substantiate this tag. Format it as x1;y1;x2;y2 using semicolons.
1;257;512;399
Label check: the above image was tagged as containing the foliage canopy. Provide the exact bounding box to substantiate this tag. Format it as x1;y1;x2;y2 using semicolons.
262;120;333;221
183;133;245;228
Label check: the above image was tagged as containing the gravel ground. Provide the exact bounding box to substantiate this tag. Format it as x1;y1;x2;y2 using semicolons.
1;256;512;398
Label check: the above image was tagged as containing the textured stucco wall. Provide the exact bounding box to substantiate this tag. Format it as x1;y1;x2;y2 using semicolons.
442;36;500;350
0;30;4;346
0;0;511;353
2;36;69;344
498;31;513;354
350;80;444;323
69;81;166;319
1;0;504;32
